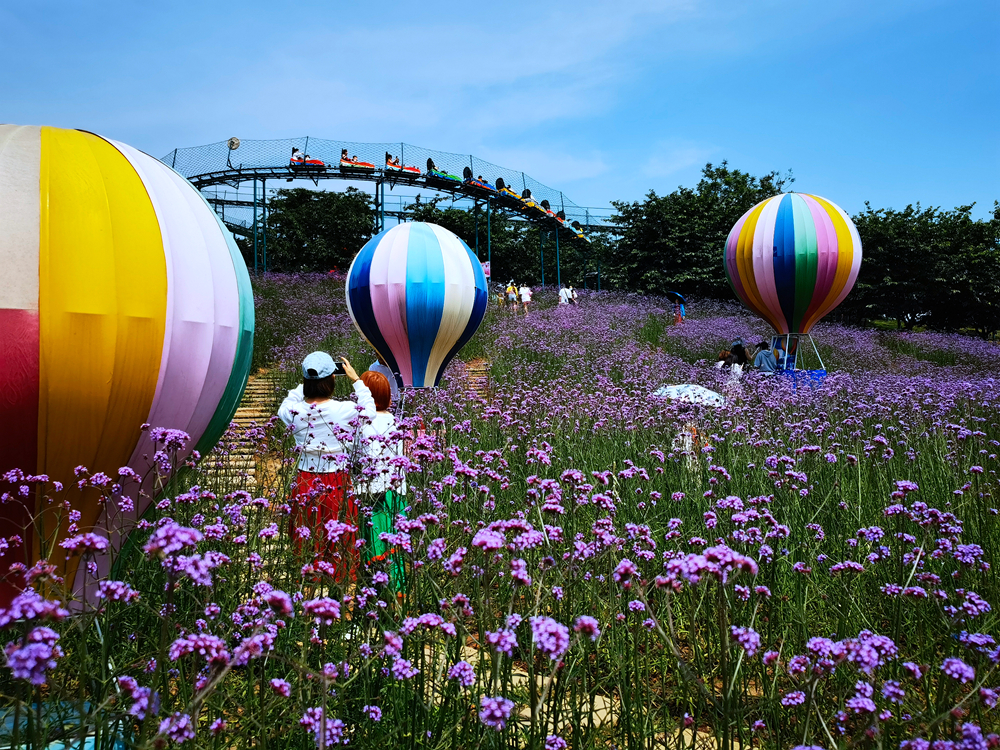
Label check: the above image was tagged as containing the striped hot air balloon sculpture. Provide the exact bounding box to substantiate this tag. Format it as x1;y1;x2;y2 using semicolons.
0;125;254;601
724;193;862;335
346;223;488;388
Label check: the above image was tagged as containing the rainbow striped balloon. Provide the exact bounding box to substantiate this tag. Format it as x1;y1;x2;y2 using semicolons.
0;125;254;597
724;193;862;335
346;223;488;388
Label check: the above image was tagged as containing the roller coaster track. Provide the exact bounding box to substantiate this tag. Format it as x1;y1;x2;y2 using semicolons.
162;136;609;243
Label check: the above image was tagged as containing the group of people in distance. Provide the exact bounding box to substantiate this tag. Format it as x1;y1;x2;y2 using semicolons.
496;281;579;314
717;338;779;374
503;281;534;314
277;351;406;587
558;284;579;306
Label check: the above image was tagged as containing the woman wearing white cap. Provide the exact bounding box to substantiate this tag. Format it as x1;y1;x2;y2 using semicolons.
278;352;374;583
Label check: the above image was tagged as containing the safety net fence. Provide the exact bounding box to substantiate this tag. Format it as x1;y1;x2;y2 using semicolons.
162;137;610;230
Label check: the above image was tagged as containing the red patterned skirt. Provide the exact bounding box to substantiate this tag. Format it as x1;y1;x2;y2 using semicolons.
289;470;358;583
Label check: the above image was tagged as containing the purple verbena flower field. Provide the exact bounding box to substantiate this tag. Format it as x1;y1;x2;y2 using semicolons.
2;272;997;749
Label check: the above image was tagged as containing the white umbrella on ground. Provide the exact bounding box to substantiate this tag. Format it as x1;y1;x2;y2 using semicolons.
651;383;726;408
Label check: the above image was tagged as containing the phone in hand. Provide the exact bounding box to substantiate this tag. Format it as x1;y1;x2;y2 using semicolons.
332;359;346;375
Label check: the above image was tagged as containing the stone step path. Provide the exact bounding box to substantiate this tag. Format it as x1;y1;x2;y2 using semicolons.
465;359;491;400
201;372;285;492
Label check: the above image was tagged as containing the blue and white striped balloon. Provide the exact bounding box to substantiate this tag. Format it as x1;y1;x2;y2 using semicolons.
345;222;488;388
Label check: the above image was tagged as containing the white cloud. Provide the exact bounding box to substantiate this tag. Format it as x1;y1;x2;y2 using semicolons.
641;142;717;178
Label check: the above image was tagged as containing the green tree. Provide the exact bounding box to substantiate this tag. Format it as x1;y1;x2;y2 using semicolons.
258;187;375;272
850;202;1000;336
607;162;792;295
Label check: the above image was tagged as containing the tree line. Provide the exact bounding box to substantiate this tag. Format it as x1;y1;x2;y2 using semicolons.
239;166;1000;337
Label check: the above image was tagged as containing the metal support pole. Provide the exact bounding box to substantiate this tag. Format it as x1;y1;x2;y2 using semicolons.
487;199;491;266
540;230;545;288
597;256;601;291
808;334;826;370
474;202;479;258
252;179;258;274
380;180;385;232
555;229;561;289
261;179;267;273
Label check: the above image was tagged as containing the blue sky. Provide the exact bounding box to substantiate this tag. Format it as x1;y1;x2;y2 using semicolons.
2;0;997;218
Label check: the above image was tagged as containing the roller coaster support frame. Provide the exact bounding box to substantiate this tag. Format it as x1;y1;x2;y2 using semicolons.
261;179;268;273
379;179;385;233
487;199;491;268
253;179;258;274
555;226;561;289
540;230;545;288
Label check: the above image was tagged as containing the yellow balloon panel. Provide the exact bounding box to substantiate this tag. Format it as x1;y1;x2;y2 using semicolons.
37;128;167;548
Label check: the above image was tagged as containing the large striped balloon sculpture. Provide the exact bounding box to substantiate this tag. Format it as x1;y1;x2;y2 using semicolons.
0;125;254;601
724;193;862;334
346;223;488;387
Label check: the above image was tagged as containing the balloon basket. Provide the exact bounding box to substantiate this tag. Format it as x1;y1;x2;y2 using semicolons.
777;368;827;390
769;332;825;372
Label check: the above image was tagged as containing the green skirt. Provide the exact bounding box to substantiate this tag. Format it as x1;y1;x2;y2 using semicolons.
361;489;407;591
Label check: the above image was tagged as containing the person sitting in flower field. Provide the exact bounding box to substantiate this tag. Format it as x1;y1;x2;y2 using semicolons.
753;340;779;374
278;352;373;583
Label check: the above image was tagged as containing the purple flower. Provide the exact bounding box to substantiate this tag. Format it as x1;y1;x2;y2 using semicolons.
264;590;294;616
363;704;382;721
545;736;568;750
510;558;532;586
941;657;975;683
882;680;905;703
903;661;924;679
0;590;69;628
486;628;518;657
391;657;418;680
4;626;63;684
118;676;160;719
59;533;109;554
478;695;515;731
97;580;139;603
168;633;230;665
447;660;476;687
731;626;761;657
158;712;195;744
302;597;341;625
471;529;505;551
270;678;291;697
143;523;203;558
613;558;638;585
574;616;601;642
300;707;345;748
781;691;806;706
530;616;570;660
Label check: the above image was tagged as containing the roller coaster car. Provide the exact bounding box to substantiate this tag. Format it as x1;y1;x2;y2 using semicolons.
465;175;497;192
555;210;567;225
498;185;522;201
385;152;420;175
386;162;421;175
570;220;589;241
291;156;326;167
340;158;376;172
520;188;538;209
425;159;462;185
494;177;521;202
538;199;556;218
